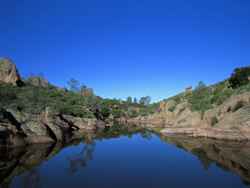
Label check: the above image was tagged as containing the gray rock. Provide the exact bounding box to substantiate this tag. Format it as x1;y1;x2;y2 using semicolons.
26;76;49;87
0;58;22;85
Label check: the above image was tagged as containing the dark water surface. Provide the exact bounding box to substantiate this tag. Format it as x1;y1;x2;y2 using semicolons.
1;132;250;188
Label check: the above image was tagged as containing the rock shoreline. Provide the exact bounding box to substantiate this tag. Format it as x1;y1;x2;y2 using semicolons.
120;92;250;141
160;127;250;141
0;107;107;147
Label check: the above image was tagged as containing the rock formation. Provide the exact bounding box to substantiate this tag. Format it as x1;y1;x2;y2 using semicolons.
0;107;99;147
125;92;250;140
0;58;22;85
26;76;49;87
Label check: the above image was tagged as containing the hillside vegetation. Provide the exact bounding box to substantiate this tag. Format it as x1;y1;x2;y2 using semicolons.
163;66;250;114
0;78;157;120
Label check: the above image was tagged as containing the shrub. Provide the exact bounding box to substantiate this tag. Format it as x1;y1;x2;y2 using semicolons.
211;116;218;126
229;66;250;89
188;82;213;112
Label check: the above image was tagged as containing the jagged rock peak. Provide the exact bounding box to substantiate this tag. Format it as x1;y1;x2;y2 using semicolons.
0;57;22;85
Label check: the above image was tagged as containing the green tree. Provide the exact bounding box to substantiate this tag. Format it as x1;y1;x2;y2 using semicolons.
196;81;206;91
126;96;132;104
229;66;250;88
67;78;80;92
139;96;151;106
133;97;137;104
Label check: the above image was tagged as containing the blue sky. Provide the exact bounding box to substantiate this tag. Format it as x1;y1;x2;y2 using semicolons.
1;0;250;101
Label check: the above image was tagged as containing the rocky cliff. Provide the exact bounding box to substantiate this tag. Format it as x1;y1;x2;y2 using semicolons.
0;58;22;85
0;59;114;146
0;107;105;147
124;91;250;140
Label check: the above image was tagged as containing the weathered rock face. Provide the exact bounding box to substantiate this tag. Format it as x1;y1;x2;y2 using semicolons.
128;92;250;140
159;100;176;113
60;114;97;131
0;107;101;147
0;58;22;85
26;76;49;87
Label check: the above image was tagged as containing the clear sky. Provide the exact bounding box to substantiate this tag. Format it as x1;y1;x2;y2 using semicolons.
1;0;250;101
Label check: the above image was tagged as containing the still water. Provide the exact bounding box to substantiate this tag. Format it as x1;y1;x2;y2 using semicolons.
0;132;250;188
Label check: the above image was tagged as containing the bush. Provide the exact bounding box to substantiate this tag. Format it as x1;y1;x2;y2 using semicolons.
211;116;218;126
188;82;213;112
229;66;250;89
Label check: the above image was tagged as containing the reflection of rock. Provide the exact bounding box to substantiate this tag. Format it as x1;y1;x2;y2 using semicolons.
0;139;80;187
161;135;250;184
0;144;54;186
21;168;41;188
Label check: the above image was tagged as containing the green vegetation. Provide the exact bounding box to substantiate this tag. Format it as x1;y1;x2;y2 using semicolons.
1;64;249;120
229;66;250;89
0;83;95;118
0;78;157;120
163;66;250;113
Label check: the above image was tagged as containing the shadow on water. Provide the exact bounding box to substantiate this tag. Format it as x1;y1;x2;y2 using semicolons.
0;124;250;187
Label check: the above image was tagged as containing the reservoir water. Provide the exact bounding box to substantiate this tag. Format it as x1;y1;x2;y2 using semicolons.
0;131;250;188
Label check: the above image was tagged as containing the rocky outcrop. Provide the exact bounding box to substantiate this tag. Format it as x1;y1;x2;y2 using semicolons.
0;107;103;147
26;76;49;87
0;58;22;85
60;114;97;132
127;92;250;140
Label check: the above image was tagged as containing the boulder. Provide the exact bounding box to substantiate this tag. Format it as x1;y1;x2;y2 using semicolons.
61;115;97;131
41;107;64;141
26;76;49;87
0;58;22;85
217;92;250;119
159;100;176;112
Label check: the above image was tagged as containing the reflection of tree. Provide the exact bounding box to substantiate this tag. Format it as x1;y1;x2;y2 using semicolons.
21;168;41;188
140;131;153;140
67;142;96;174
191;148;213;170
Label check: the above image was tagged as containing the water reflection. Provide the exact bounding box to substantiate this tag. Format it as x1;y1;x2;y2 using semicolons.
0;129;250;187
161;135;250;185
67;142;96;174
21;168;41;188
0;144;55;188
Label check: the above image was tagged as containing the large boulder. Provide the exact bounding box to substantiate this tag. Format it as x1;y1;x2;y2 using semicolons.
217;92;250;117
21;117;54;144
0;58;22;85
61;115;97;131
0;109;26;146
159;100;176;113
41;107;64;141
26;76;49;87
